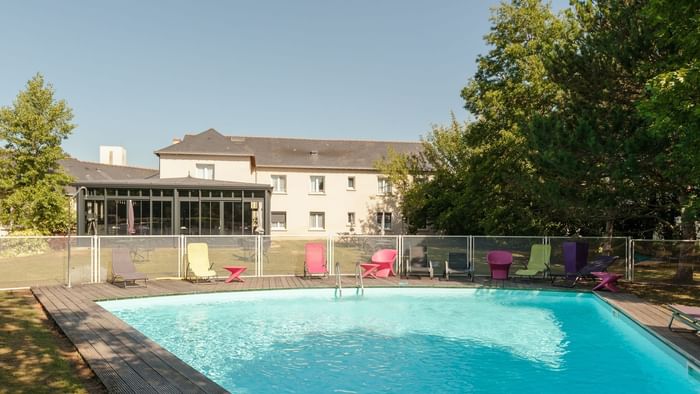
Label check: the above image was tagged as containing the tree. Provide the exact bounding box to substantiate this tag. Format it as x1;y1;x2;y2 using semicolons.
380;0;573;235
377;116;481;234
638;0;700;281
527;0;669;238
0;74;75;234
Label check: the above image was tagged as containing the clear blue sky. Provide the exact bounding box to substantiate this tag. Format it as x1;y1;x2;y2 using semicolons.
1;1;567;168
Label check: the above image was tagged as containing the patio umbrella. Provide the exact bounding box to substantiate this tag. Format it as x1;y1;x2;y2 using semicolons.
127;199;136;235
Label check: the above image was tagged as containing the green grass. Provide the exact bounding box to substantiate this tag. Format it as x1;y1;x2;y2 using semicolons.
0;291;102;394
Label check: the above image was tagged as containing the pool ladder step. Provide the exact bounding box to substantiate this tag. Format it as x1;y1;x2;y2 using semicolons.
334;262;364;297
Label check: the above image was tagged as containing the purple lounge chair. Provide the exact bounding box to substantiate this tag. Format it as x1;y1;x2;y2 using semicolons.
111;248;148;287
304;243;328;278
552;254;620;287
668;304;700;333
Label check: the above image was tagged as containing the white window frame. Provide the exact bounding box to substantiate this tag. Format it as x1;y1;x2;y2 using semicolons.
376;212;392;231
310;176;325;194
271;211;287;230
377;177;392;195
271;175;287;193
195;164;215;180
347;176;356;190
309;212;325;230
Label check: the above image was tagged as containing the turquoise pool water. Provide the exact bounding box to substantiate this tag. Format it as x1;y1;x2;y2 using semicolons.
99;289;700;393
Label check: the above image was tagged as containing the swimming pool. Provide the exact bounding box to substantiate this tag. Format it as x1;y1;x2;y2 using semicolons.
99;289;700;393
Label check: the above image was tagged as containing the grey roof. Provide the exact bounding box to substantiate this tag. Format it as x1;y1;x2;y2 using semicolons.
73;176;271;190
155;129;422;170
60;158;159;182
155;129;254;156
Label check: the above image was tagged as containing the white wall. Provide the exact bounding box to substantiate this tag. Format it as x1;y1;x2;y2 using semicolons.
159;154;255;182
257;167;402;235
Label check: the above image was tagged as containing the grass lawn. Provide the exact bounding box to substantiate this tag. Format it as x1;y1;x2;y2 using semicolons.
0;291;104;394
619;282;700;306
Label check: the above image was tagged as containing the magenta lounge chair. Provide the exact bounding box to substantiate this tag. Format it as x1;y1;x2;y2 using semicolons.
487;250;513;281
304;243;328;278
367;249;398;278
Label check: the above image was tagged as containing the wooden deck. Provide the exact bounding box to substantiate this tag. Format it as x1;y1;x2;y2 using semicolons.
32;277;700;393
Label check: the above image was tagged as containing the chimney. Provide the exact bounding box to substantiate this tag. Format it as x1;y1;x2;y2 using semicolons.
172;138;181;145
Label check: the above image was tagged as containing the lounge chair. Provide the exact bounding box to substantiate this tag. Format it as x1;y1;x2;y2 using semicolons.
444;252;472;281
111;248;148;287
365;249;398;278
552;255;619;287
186;243;218;283
406;246;435;279
304;243;328;278
668;304;700;333
514;244;551;278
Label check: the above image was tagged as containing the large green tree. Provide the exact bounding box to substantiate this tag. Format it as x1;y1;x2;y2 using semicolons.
527;0;668;238
458;0;573;235
0;74;75;234
639;0;700;238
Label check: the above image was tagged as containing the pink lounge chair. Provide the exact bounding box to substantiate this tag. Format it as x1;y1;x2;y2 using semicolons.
304;243;328;278
365;249;398;278
668;304;700;333
487;250;513;281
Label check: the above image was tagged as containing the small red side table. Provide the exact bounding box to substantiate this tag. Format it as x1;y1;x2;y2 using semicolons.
591;271;621;292
360;263;380;278
223;266;247;283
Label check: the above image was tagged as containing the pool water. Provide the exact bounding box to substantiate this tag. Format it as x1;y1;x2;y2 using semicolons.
99;289;700;393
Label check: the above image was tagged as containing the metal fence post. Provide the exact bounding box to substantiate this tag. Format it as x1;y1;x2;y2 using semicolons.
629;238;635;282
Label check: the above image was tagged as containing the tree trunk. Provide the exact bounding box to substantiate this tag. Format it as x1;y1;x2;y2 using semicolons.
603;220;614;254
674;195;696;284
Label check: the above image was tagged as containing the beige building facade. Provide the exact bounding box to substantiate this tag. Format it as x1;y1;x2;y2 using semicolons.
155;129;421;235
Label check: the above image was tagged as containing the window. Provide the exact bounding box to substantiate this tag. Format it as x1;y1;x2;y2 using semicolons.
271;211;287;230
309;212;325;230
377;177;392;194
347;176;355;190
196;164;214;180
376;212;392;230
310;176;325;193
347;212;355;226
271;175;286;193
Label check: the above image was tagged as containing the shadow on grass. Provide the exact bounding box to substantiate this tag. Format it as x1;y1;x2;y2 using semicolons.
0;291;105;394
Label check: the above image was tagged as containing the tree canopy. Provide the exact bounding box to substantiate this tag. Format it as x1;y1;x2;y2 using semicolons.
0;74;75;234
379;0;700;238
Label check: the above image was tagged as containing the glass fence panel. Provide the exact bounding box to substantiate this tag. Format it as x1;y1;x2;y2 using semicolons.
548;237;628;277
262;235;329;276
100;236;180;280
68;236;94;286
472;236;545;277
0;236;92;288
402;236;469;278
184;236;257;278
632;240;699;284
333;235;398;276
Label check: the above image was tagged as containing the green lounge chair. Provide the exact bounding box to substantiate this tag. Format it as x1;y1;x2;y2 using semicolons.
514;244;551;278
186;243;218;283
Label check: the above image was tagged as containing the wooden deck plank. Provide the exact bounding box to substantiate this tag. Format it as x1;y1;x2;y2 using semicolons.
33;287;133;393
38;286;156;393
47;286;182;393
76;286;224;394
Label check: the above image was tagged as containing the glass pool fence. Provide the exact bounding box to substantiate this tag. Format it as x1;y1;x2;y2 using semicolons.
1;234;697;289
